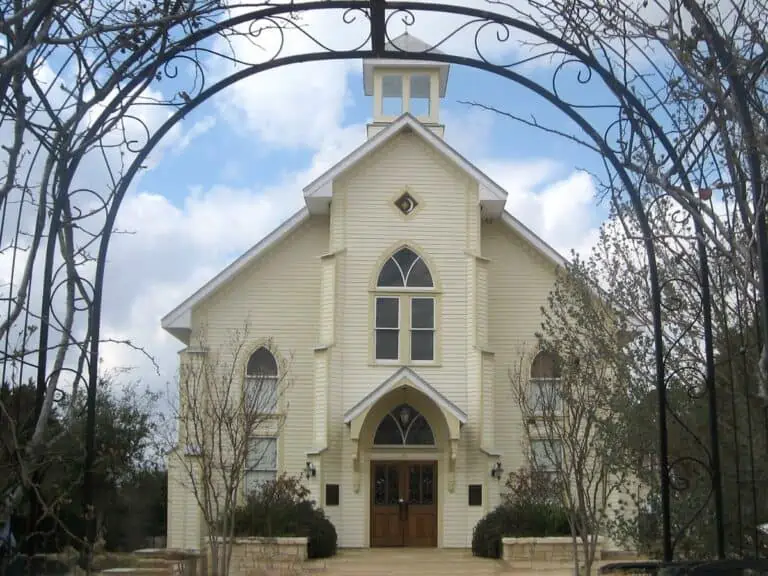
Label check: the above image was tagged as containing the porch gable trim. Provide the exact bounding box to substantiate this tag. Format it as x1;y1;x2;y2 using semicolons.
343;366;468;425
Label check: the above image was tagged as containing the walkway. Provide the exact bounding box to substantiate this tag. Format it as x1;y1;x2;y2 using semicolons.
305;549;503;575
303;548;600;575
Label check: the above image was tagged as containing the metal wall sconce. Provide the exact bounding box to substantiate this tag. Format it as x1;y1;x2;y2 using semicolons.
305;461;317;478
490;461;504;479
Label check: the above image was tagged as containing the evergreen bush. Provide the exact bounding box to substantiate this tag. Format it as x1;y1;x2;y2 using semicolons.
472;467;571;558
232;474;337;559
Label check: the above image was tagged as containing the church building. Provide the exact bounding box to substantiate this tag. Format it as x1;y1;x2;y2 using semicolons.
162;34;569;550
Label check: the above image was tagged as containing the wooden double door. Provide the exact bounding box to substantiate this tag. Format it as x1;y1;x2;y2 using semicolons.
370;461;437;547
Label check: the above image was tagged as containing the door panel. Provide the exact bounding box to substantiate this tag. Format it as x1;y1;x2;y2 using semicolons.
405;463;438;547
370;461;437;548
370;463;403;546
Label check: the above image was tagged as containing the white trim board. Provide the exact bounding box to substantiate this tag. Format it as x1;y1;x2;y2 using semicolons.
499;210;568;270
161;207;310;343
343;366;468;425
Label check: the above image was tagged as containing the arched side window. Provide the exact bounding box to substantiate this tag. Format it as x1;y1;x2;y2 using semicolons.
373;404;435;446
374;247;435;363
244;347;279;494
245;347;278;413
529;350;562;415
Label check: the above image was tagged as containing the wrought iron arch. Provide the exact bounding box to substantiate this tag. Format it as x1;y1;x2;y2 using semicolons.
3;1;765;571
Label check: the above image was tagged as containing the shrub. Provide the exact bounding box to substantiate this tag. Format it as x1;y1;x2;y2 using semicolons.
503;467;559;508
232;474;337;559
472;467;571;559
471;502;571;558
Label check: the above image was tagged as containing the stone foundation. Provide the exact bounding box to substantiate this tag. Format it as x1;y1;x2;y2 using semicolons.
213;537;309;576
501;536;603;563
102;569;171;575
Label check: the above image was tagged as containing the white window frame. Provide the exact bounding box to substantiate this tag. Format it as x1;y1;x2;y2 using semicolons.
529;377;562;416
530;438;564;473
408;73;432;117
375;296;400;362
245;373;278;414
410;296;435;363
245;348;279;414
381;74;403;116
245;436;278;494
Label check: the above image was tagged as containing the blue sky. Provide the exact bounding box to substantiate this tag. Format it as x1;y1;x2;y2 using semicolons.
97;13;616;390
142;63;607;210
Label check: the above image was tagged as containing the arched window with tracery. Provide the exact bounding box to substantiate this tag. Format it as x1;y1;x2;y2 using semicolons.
373;404;435;446
529;350;562;415
374;247;435;362
245;347;278;413
244;347;279;493
529;350;563;475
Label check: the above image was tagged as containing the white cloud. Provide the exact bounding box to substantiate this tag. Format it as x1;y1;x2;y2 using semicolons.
480;159;601;258
99;120;368;386
442;107;495;158
206;0;566;153
174;116;217;155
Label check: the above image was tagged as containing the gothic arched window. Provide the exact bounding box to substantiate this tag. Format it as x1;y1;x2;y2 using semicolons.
374;247;435;362
529;350;562;415
373;404;435;446
377;247;433;288
244;347;279;494
245;347;278;413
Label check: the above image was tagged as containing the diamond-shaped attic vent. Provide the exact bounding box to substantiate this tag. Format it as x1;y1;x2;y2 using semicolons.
395;191;419;215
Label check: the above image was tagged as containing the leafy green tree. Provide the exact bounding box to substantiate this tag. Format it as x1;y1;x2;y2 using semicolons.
104;465;167;552
1;378;165;554
614;320;768;559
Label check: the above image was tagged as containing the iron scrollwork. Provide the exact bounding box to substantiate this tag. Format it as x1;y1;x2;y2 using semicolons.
0;1;764;572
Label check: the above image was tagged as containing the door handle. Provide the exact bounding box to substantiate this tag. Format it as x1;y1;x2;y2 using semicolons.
398;498;408;521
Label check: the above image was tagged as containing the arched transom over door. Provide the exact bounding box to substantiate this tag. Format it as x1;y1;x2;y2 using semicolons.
370;404;438;548
373;404;435;446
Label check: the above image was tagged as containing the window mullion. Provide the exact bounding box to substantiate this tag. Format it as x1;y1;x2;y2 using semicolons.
400;295;408;363
403;72;411;113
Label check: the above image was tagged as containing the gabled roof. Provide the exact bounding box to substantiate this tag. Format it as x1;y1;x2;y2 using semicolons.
501;211;567;269
161;207;310;343
161;206;566;345
343;367;468;425
303;113;508;218
162;115;570;345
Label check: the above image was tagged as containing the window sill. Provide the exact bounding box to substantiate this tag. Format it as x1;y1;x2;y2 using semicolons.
370;445;438;451
369;360;442;368
371;359;402;366
370;287;442;294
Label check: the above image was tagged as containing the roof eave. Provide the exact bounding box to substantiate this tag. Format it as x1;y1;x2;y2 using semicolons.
160;208;311;343
499;210;568;269
343;366;468;425
362;59;450;97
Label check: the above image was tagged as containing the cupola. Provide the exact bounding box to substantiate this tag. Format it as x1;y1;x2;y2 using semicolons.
362;33;450;139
